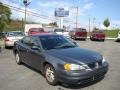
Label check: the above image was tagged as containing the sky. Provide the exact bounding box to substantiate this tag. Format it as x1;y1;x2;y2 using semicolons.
1;0;120;30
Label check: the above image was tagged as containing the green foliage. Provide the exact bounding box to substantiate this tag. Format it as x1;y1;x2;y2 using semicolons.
49;22;58;27
93;27;99;31
0;2;11;32
105;29;119;38
103;18;110;28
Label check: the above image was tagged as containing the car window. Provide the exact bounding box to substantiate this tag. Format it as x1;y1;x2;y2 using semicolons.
30;37;40;47
54;29;64;32
22;36;31;45
29;28;44;32
39;35;77;50
7;32;23;36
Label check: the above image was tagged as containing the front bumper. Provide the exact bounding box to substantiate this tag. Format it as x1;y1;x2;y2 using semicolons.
57;62;108;84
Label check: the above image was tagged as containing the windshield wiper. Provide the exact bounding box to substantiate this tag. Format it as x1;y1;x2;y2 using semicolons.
55;45;76;49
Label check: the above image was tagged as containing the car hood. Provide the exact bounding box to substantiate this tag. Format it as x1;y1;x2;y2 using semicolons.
45;47;103;64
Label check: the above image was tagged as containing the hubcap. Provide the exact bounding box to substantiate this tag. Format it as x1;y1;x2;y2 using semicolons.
46;67;55;82
16;54;20;63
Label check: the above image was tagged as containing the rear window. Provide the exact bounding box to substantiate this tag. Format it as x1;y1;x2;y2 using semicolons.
93;30;105;33
54;29;64;32
74;28;86;32
29;28;44;32
7;32;23;36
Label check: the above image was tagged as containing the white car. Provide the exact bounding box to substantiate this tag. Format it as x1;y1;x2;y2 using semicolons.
54;29;69;38
116;31;120;41
4;31;24;48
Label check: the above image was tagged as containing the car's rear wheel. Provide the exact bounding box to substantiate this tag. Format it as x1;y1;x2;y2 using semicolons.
45;64;58;85
15;53;22;65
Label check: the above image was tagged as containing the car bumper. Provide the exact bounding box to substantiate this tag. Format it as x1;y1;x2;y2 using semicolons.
116;38;120;41
75;37;87;39
5;41;15;46
92;37;105;40
57;62;108;84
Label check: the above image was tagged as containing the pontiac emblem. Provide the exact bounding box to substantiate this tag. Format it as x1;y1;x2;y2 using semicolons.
95;62;99;68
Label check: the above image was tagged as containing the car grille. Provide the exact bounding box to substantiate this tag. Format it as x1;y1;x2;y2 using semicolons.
78;72;105;84
87;61;102;69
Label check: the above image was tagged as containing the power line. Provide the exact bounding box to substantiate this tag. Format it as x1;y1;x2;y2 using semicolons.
3;3;75;24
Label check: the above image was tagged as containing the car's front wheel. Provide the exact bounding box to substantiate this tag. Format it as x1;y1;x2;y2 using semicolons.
15;53;22;65
45;64;58;85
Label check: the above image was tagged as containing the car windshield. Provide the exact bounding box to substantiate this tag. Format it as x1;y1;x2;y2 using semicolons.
7;32;23;36
39;35;77;50
30;28;44;32
54;29;64;32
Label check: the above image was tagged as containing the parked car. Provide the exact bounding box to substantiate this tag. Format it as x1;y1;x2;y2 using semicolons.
4;31;24;48
54;28;69;38
24;24;42;35
13;34;108;85
0;32;7;39
116;31;120;42
69;28;87;40
90;30;105;41
28;28;48;35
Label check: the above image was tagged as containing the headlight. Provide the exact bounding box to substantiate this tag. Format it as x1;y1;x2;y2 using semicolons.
64;63;91;71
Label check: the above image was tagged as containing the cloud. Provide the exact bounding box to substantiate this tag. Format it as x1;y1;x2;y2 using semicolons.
84;0;92;3
83;2;94;10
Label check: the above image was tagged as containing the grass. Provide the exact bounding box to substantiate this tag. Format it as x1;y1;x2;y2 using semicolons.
105;29;120;38
87;29;120;38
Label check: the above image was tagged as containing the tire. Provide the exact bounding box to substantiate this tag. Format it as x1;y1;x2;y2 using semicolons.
5;45;8;49
73;36;76;40
45;64;58;85
102;39;105;42
15;53;22;65
90;37;93;41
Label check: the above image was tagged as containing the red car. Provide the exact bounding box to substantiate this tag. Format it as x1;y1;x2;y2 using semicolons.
28;28;48;35
90;30;105;41
69;28;87;40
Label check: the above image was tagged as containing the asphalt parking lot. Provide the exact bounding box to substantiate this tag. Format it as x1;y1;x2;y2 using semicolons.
0;40;120;90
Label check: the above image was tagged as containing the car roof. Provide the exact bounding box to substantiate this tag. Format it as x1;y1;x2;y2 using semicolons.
29;33;61;37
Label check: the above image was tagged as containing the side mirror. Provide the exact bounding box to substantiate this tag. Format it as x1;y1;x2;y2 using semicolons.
73;41;77;45
31;46;41;51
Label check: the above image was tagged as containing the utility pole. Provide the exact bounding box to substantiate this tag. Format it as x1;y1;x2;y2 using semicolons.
89;17;91;36
76;7;78;29
23;0;30;34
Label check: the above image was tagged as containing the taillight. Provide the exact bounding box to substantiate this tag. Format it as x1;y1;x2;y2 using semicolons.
5;38;9;41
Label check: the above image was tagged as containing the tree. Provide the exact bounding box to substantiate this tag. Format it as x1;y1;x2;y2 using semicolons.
0;2;11;33
103;18;110;29
49;22;58;27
